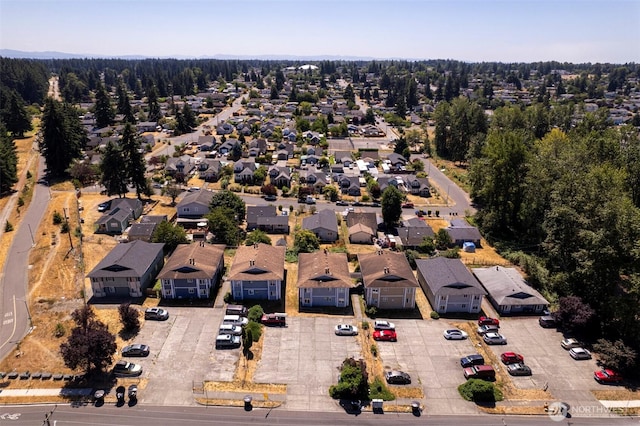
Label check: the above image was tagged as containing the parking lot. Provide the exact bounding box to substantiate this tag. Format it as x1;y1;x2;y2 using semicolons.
126;305;610;415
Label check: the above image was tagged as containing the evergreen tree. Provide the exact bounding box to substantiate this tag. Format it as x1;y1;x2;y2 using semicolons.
94;82;114;128
120;123;148;198
381;186;403;228
182;103;197;129
3;91;32;137
147;85;162;122
40;98;84;178
99;141;128;197
0;125;18;194
116;81;135;123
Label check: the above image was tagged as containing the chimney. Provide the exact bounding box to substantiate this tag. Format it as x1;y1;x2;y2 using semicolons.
325;267;330;274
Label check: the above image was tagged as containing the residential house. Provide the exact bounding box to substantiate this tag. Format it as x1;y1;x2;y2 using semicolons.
165;155;195;177
246;206;290;234
127;215;167;242
95;198;143;234
386;153;407;169
472;266;549;315
158;242;226;299
359;251;418;309
176;189;215;227
218;138;241;155
216;122;234;135
406;176;431;197
395;220;435;250
416;257;486;314
234;159;257;184
136;121;158;132
346;211;378;244
199;159;223;182
198;135;216;152
268;166;291;188
302;209;339;242
88;240;164;298
298;252;352;308
338;175;361;196
228;243;286;301
445;219;483;247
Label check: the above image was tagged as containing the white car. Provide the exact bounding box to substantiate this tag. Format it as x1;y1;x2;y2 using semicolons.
334;324;358;336
483;332;507;345
569;347;592;360
443;329;469;340
373;320;395;331
561;338;581;350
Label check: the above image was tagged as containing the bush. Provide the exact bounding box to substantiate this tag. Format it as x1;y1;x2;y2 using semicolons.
247;305;264;323
369;376;395;401
365;305;377;318
54;323;65;338
244;320;262;342
60;221;70;233
361;321;370;330
430;311;440;319
370;344;378;357
5;221;13;232
53;211;64;225
329;358;369;400
223;292;233;304
118;303;140;332
458;379;503;402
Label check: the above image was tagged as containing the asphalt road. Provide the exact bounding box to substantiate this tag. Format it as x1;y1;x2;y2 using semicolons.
0;157;49;361
3;404;636;425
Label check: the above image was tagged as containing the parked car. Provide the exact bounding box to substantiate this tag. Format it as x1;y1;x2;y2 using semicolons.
384;370;411;385
97;201;111;212
460;354;485;368
483;332;507;345
216;334;241;349
443;329;469;340
223;315;249;327
264;194;277;201
507;363;532;376
373;330;397;342
112;360;142;377
335;324;358;336
261;313;286;326
401;202;414;209
121;344;150;357
463;365;496;380
144;307;169;321
594;369;623;384
370;201;381;207
500;352;524;364
225;304;248;317
373;320;395;331
477;324;500;335
219;324;243;336
561;338;581;350
336;200;349;206
569;347;592;360
477;316;500;327
539;315;557;328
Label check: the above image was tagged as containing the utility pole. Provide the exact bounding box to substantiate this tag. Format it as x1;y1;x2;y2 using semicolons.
43;404;57;425
63;208;73;249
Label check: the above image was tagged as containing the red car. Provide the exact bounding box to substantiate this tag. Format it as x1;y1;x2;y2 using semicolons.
478;316;500;327
500;352;524;365
401;202;414;209
594;369;623;384
373;330;397;342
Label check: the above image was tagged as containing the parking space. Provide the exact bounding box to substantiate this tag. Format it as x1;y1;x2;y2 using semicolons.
134;307;238;406
253;316;361;411
487;318;603;409
377;319;480;415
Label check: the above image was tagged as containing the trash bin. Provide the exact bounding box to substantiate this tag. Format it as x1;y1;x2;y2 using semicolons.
372;398;383;413
243;395;253;411
411;401;421;416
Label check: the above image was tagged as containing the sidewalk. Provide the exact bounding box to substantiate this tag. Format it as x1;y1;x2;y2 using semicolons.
0;388;92;397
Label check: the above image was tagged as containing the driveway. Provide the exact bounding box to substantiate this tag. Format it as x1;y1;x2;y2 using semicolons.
136;306;238;406
253;316;361;412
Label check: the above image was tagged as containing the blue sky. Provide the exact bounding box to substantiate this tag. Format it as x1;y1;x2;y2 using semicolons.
1;0;638;63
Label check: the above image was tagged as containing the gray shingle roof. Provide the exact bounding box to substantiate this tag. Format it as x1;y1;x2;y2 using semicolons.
472;266;548;307
415;257;486;296
87;240;164;278
302;209;338;234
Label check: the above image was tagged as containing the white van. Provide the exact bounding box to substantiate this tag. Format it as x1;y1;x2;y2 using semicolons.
216;334;241;349
219;324;243;336
222;315;248;327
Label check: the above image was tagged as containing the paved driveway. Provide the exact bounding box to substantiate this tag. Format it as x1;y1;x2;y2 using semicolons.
253;316;361;411
135;306;239;405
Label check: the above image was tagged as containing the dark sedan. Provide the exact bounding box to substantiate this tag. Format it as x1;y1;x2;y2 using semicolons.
122;344;150;357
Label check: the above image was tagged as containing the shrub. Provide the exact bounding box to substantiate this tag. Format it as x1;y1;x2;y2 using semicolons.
361;321;370;330
54;323;65;338
430;311;440;319
5;221;13;232
441;247;461;259
118;303;140;332
370;344;378;357
26;171;32;179
17;197;24;208
365;305;377;318
60;221;70;233
244;320;262;342
458;379;503;402
369;376;395;401
53;211;64;225
329;358;369;400
247;305;264;323
223;292;233;304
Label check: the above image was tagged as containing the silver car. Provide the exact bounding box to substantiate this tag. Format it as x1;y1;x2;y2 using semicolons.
569;347;592;360
335;324;358;336
483;332;507;345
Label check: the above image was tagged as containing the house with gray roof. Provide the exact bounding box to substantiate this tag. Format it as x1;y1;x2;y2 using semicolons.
88;240;164;298
176;189;215;225
246;206;289;234
302;209;338;242
416;257;486;314
472;266;549;315
158;242;226;299
298;251;352;308
445;220;483;247
94;198;143;234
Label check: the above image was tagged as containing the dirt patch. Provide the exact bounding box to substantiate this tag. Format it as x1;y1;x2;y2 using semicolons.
592;389;640;400
195;398;282;408
480;405;548;415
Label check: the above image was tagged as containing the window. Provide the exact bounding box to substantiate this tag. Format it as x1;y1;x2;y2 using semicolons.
462;304;466;309
463;294;468;298
304;298;310;305
187;279;194;283
188;288;195;294
247;289;255;296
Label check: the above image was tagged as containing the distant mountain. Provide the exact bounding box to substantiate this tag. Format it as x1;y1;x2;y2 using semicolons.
0;49;380;61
